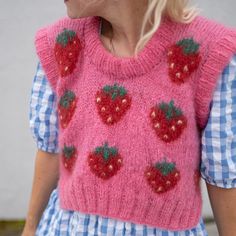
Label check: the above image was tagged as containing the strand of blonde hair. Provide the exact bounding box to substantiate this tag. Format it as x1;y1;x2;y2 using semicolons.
135;0;201;56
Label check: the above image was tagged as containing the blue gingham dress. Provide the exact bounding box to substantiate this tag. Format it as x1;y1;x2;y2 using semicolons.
29;54;236;236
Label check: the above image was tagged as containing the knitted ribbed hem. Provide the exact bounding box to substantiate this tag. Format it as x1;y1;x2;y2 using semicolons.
58;173;202;231
195;27;236;129
83;16;178;79
35;27;59;92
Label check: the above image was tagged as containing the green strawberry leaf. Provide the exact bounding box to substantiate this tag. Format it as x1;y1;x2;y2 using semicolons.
102;83;127;100
158;100;183;120
56;28;77;47
155;159;176;176
60;90;76;108
94;142;118;161
176;38;200;55
63;145;76;159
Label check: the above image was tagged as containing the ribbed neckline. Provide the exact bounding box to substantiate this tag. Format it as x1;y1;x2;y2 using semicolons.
84;16;177;78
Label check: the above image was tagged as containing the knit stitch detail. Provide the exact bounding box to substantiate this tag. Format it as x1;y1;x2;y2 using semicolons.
95;83;132;125
194;170;201;191
62;144;77;171
83;16;176;79
145;158;181;194
35;17;86;91
58;90;77;129
35;27;59;91
167;38;201;84
87;142;123;180
149;100;187;143
54;28;81;77
195;27;236;129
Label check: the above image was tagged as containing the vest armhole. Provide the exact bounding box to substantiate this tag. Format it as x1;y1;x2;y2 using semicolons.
195;28;236;130
34;26;59;92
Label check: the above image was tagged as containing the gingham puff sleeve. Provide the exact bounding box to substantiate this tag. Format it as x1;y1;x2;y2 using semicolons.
29;62;59;153
201;54;236;188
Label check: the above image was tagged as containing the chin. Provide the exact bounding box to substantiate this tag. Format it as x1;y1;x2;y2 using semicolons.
67;14;80;19
66;10;78;18
66;7;94;19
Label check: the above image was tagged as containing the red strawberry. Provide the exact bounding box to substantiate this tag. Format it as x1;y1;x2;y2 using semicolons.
193;169;201;190
54;28;81;77
62;144;77;171
167;38;201;84
150;100;187;142
95;83;131;125
58;90;77;129
145;159;180;194
88;142;123;180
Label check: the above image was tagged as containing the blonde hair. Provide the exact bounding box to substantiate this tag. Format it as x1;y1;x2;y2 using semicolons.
135;0;200;55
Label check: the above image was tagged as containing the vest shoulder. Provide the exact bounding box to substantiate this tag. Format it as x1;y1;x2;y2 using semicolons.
34;16;88;45
174;15;236;55
34;16;89;92
186;15;236;38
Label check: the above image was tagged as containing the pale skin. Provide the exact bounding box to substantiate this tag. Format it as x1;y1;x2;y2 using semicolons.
22;0;236;235
64;0;150;57
22;151;59;236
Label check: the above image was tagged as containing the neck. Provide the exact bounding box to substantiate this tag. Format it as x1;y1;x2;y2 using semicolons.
99;0;150;57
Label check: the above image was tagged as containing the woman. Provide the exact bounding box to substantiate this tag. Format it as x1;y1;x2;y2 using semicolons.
22;0;236;235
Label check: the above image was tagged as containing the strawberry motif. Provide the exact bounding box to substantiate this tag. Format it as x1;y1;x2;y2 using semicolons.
194;169;201;190
167;38;201;84
95;83;132;125
62;144;77;171
150;100;187;143
145;159;180;194
58;90;77;129
87;142;123;180
54;28;81;77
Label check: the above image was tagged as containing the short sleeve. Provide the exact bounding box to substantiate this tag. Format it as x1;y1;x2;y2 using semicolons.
29;62;59;153
200;54;236;188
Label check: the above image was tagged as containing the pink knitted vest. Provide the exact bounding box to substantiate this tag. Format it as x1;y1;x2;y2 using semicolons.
35;15;236;230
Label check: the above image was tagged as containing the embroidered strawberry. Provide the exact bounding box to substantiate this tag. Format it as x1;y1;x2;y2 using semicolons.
62;144;77;171
58;90;77;129
167;38;201;84
194;169;201;190
95;83;132;125
145;159;180;194
54;28;81;77
88;142;123;180
150;100;187;143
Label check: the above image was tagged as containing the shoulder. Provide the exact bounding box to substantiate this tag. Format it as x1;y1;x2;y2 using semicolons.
34;16;90;91
186;15;236;37
167;15;236;66
183;15;236;75
34;16;88;48
172;14;236;52
184;16;236;129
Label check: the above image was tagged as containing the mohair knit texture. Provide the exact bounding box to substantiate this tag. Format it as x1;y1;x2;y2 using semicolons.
35;15;236;230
